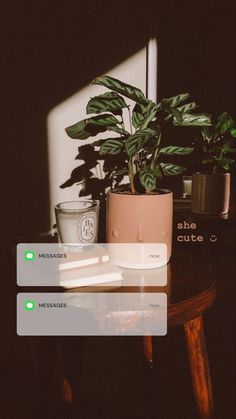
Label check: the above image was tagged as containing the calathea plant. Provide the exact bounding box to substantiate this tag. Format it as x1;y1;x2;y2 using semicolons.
65;76;211;194
197;112;236;174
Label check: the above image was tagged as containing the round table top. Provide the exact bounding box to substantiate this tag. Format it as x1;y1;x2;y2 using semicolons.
68;250;216;328
109;250;216;327
168;250;216;326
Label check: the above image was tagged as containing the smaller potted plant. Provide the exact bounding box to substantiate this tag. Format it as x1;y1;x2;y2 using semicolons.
191;112;236;215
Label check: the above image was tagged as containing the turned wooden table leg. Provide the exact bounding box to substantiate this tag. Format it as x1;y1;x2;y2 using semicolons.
143;335;153;367
62;377;73;402
184;316;213;419
57;341;73;402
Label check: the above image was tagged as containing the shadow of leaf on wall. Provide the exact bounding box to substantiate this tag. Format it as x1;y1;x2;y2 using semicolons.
60;143;127;241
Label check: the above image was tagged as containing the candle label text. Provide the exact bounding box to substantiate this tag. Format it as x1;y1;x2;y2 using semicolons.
78;212;97;243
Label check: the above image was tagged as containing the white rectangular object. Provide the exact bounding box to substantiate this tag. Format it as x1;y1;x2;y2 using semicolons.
58;246;109;271
59;262;123;288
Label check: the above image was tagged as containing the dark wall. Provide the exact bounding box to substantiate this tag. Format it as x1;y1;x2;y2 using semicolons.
1;3;235;418
155;0;236;192
156;0;236;115
1;0;148;245
1;0;235;245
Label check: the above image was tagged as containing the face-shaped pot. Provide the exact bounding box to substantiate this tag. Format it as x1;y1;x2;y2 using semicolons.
106;190;173;268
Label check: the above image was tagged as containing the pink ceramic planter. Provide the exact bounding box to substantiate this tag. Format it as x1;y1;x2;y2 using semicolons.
106;190;173;268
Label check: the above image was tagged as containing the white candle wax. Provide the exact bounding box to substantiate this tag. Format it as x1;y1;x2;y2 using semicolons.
183;179;192;196
57;211;98;244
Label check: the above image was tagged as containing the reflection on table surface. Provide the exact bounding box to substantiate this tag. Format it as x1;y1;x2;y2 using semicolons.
67;249;215;306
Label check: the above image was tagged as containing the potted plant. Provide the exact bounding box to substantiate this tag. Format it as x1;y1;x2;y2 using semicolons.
191;112;236;215
65;75;210;266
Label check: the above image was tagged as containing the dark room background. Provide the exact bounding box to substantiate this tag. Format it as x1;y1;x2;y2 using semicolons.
1;0;235;247
1;1;235;418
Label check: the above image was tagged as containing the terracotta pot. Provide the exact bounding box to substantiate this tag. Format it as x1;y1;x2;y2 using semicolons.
191;173;230;215
106;189;173;268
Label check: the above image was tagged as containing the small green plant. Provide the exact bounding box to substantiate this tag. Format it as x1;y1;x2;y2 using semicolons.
198;112;236;174
65;76;211;193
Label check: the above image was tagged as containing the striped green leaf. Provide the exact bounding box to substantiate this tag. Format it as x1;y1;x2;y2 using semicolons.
177;101;198;114
108;125;129;135
151;162;162;178
132;101;158;129
173;113;211;126
88;114;120;126
139;168;156;191
169;107;182;123
160;146;194;155
139;104;159;129
66;114;121;139
66;120;92;140
100;139;124;155
125;128;157;158
132;103;146;129
164;102;198;123
160;163;185;176
161;93;190;109
93;75;148;105
86;92;128;115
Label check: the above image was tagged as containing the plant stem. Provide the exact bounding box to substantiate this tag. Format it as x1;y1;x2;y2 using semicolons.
120;112;136;192
127;106;133;135
125;106;137;192
151;133;161;170
121;114;126;132
128;160;136;193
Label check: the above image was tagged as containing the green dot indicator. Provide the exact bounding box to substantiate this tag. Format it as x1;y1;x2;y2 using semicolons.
24;251;35;261
24;300;36;311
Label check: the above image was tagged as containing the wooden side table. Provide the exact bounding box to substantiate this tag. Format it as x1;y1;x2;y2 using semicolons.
143;251;216;419
62;250;216;419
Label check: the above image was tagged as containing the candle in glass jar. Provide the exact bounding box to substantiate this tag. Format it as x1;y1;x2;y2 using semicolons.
55;201;99;244
182;176;192;197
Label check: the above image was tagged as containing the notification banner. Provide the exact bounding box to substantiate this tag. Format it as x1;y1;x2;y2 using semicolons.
17;243;167;287
17;292;167;336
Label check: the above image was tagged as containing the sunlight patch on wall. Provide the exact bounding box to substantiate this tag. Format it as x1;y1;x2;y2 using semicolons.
47;48;146;227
